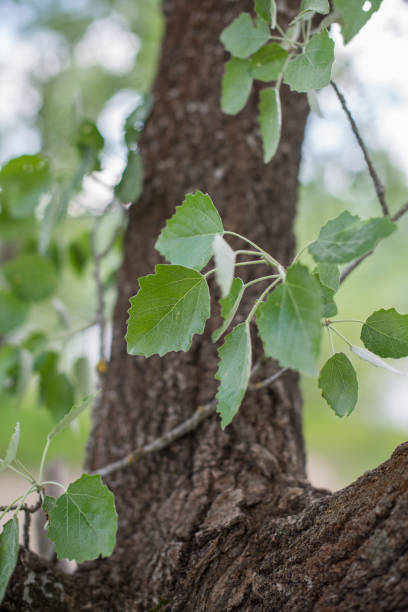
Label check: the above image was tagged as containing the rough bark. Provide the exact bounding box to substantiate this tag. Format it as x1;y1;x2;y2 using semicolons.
3;0;408;610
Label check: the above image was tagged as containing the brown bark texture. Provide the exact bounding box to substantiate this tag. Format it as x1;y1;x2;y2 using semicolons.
3;0;408;610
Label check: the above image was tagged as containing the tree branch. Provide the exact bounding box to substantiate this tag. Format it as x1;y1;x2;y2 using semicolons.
331;80;389;217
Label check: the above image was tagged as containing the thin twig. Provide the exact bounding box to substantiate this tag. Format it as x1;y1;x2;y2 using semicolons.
249;367;287;390
331;80;389;217
340;201;408;284
0;499;42;514
91;220;107;362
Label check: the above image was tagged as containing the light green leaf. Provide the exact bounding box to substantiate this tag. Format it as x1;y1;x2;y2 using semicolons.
313;272;337;318
360;308;408;359
250;43;288;82
44;474;117;562
308;211;396;264
0;516;19;603
213;235;235;297
212;277;245;343
283;29;334;92
257;263;322;374
314;263;340;292
350;345;403;374
40;372;75;423
126;265;210;357
216;322;252;429
255;0;277;26
73;357;93;398
0;345;20;393
0;154;50;219
319;352;358;417
155;191;223;270
221;58;253;115
301;0;330;14
114;151;143;204
334;0;383;44
259;88;281;163
220;13;270;58
3;254;58;302
48;396;93;440
0;290;29;335
0;423;20;473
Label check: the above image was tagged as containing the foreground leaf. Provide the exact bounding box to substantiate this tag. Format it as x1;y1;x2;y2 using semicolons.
216;323;252;429
350;345;403;375
0;517;19;603
126;265;210;357
250;44;287;82
221;59;253;116
314;263;340;292
44;474;117;562
313;273;337;318
0;290;29;335
213;235;235;297
360;308;408;359
220;13;270;58
212;278;245;342
334;0;383;44
155;191;223;270
284;30;334;92
309;211;396;264
257;264;322;375
259;88;281;163
319;352;358;417
3;254;58;302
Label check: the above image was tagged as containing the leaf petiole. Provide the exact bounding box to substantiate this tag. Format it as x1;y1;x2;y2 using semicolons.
246;277;281;324
329;325;352;348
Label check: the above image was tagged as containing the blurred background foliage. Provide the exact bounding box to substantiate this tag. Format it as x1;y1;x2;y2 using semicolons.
0;0;407;490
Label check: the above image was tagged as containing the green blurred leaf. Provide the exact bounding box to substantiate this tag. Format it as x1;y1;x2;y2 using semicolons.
22;332;47;355
284;30;334;92
34;351;59;377
318;352;358;417
73;356;93;398
259;87;281;163
0;345;20;393
220;13;270;58
334;0;383;43
126;265;210;357
216;322;252;429
48;396;93;440
0;290;29;335
68;232;91;275
308;211;396;264
255;0;277;25
314;263;339;292
155;191;223;270
212;277;245;342
3;254;58;302
124;95;153;147
0;154;50;219
0;516;19;603
301;0;330;14
361;308;408;358
75;120;104;173
44;474;117;562
221;58;253;115
213;235;235;297
250;43;288;82
114;151;143;204
40;371;75;422
257;264;322;374
0;423;20;473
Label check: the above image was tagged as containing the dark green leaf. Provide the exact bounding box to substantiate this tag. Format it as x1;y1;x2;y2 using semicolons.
124;95;153;147
318;352;358;416
0;345;20;393
220;13;270;58
334;0;383;43
250;43;288;82
257;264;322;374
361;308;408;358
44;474;117;562
126;265;210;357
284;29;334;92
216;323;252;428
308;211;396;264
255;0;277;26
259;88;281;162
40;371;75;422
0;290;29;335
114;151;143;204
155;191;223;270
48;396;92;440
221;58;253;115
75;120;104;172
0;154;50;219
3;254;58;302
314;263;340;292
68;232;91;275
0;517;19;603
212;277;245;342
22;332;47;355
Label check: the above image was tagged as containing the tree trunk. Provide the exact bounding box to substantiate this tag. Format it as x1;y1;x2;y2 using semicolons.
3;1;408;610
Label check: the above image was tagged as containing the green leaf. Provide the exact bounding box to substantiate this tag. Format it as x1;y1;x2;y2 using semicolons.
3;254;58;302
250;43;288;82
0;154;50;219
216;323;252;428
308;211;396;264
44;474;117;562
301;0;330;14
212;277;245;342
124;95;153;147
313;272;337;318
0;422;20;473
283;29;334;92
73;357;93;398
220;13;270;58
155;191;223;270
68;232;91;275
43;495;56;517
318;352;358;417
48;396;93;440
259;88;281;163
0;345;20;393
213;235;235;297
221;58;253;116
0;290;29;335
314;263;340;292
114;151;143;204
0;516;19;603
126;265;210;357
255;0;277;26
75;120;104;172
257;263;322;375
334;0;383;44
40;372;75;422
360;308;408;359
22;332;47;355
